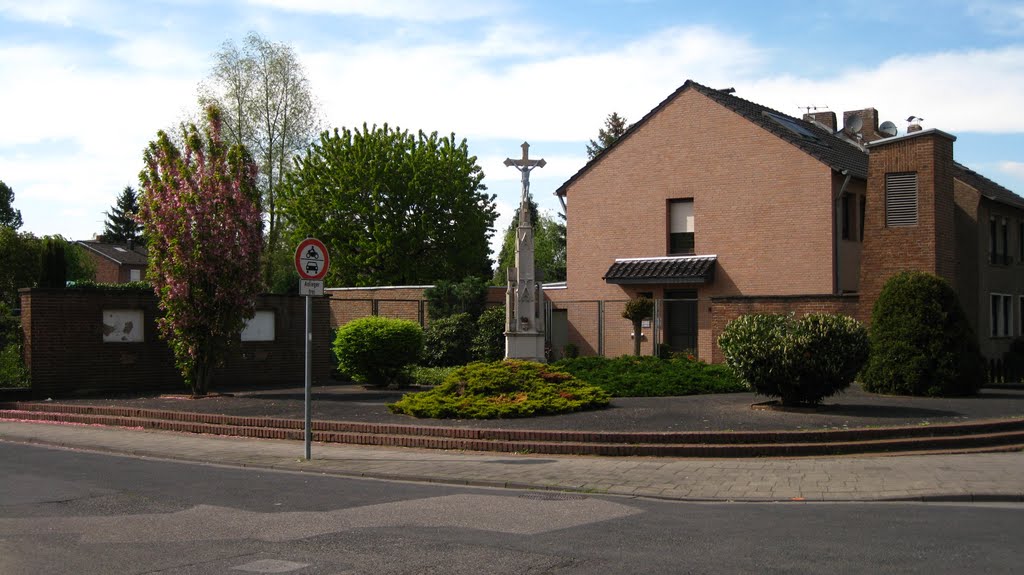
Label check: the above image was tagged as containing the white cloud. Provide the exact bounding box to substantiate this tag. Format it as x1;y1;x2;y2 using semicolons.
745;46;1024;133
246;0;502;22
999;160;1024;179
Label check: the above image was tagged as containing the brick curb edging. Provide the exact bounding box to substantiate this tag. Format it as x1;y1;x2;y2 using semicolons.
2;431;1023;504
2;402;1024;457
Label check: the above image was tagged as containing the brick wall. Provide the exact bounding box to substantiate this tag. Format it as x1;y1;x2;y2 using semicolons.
710;294;861;363
90;256;122;284
859;130;957;323
325;285;507;330
19;289;332;398
559;87;838;359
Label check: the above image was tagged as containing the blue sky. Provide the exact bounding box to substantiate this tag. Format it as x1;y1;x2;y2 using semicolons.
2;0;1023;261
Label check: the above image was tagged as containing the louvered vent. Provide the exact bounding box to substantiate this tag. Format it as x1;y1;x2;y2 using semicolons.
885;173;918;227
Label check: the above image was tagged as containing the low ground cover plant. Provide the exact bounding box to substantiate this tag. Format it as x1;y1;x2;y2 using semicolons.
552;355;745;397
410;365;457;387
388;360;611;419
860;271;983;396
333;316;423;388
718;312;868;406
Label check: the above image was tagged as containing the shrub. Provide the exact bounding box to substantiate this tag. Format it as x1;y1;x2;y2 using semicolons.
388;360;610;419
410;365;457;387
470;306;506;362
0;343;28;387
718;312;868;406
861;271;984;396
562;342;579;359
553;355;746;397
423;312;475;367
333;316;424;387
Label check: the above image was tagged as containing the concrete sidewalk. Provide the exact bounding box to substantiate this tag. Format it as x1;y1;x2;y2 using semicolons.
2;420;1023;502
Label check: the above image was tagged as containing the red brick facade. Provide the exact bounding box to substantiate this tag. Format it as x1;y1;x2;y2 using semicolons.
20;289;332;398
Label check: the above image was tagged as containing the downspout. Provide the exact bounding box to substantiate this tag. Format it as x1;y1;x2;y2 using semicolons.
833;170;852;294
556;190;567;216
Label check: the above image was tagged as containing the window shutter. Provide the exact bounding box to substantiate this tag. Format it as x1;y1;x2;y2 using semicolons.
885;173;918;227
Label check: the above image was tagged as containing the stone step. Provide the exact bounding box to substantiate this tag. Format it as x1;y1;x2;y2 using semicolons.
3;408;1024;457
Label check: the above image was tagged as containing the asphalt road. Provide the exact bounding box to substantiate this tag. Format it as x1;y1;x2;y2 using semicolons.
1;442;1021;575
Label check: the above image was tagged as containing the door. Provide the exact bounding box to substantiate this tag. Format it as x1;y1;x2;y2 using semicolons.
664;290;697;354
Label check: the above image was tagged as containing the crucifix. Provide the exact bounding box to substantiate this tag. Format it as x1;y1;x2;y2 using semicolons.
503;142;547;361
504;142;546;230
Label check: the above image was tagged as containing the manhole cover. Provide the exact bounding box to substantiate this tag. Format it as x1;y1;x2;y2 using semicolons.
519;492;587;501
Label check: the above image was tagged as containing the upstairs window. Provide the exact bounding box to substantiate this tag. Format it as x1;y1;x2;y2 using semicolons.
885;173;918;227
990;216;1010;265
669;199;694;255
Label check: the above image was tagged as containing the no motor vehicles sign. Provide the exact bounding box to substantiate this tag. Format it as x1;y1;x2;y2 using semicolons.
295;238;330;281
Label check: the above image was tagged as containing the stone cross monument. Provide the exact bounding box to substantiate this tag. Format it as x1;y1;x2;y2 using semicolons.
503;142;547;362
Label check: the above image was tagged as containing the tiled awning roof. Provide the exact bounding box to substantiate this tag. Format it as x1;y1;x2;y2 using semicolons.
604;255;716;285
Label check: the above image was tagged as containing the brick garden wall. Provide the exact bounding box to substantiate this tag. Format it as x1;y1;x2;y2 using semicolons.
19;288;332;398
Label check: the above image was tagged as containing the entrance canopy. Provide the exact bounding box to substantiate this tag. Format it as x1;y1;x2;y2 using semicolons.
603;255;717;285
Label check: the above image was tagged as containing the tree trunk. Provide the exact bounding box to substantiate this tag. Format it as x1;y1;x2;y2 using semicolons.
633;319;642;356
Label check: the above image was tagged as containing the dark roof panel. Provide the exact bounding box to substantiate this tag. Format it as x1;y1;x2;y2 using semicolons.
77;241;149;266
604;255;716;285
953;162;1024;210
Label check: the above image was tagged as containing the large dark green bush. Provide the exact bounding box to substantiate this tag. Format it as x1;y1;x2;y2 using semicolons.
333;316;424;387
388;360;610;419
422;312;475;367
861;271;983;396
470;306;506;362
0;302;27;387
718;312;868;406
552;355;745;397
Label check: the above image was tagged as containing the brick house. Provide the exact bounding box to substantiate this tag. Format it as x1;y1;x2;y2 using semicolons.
77;240;147;284
548;79;1024;364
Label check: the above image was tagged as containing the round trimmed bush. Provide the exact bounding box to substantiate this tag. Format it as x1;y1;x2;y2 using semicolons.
423;312;475;367
333;316;423;387
860;271;984;396
388;360;610;419
718;312;868;406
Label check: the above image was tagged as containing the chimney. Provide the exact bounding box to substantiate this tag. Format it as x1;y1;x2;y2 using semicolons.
803;111;837;132
843;108;882;142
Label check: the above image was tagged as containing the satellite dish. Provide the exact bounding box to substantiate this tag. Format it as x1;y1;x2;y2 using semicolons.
879;120;898;137
846;115;864;134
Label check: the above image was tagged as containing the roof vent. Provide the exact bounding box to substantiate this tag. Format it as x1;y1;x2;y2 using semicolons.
907;116;924;133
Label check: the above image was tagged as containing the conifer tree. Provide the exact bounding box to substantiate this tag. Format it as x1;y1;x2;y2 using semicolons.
586;112;630;159
102;186;143;244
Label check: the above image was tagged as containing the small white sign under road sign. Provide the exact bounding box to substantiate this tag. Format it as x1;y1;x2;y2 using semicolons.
300;279;324;296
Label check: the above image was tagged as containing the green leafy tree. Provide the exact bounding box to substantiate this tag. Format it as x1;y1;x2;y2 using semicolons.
280;124;498;286
586;112;629;159
0;229;40;307
102;186;144;244
425;276;489;321
492;196;566;285
199;32;322;287
138;106;263;396
0;180;23;230
37;238;66;289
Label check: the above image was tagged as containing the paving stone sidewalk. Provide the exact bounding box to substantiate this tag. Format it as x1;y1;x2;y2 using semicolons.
2;420;1023;502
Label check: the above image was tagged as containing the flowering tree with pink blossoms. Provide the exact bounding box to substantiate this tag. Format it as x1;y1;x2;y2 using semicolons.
138;106;263;396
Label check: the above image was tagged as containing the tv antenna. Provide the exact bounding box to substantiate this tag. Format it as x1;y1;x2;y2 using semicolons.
798;105;829;114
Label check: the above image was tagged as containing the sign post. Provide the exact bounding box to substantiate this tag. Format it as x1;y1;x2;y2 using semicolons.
295;238;329;460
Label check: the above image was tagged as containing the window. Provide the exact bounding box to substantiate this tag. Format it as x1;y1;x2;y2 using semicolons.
130;269;141;282
885;173;918;227
991;294;1012;337
1019;222;1024;263
1020;295;1024;336
990;216;1010;265
859;195;866;240
669;199;694;255
841;195;851;240
241;310;275;342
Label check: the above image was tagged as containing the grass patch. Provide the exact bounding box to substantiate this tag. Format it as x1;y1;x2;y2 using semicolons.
388;360;610;419
552;355;747;397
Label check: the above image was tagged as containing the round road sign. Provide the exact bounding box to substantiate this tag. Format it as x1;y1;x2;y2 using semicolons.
295;238;330;280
